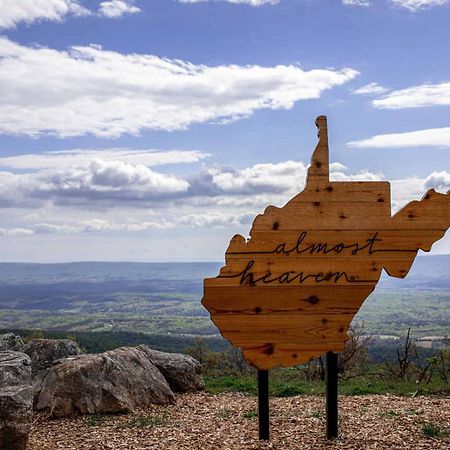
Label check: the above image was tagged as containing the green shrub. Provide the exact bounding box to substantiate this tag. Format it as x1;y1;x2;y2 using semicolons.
242;410;258;419
84;413;105;427
126;415;166;428
422;422;443;438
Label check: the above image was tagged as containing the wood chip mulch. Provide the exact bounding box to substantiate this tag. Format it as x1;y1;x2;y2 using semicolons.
28;393;450;449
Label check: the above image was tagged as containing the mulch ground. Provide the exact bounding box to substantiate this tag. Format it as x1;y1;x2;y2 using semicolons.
29;393;450;449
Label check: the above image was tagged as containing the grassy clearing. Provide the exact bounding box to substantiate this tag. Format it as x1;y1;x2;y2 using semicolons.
205;372;450;397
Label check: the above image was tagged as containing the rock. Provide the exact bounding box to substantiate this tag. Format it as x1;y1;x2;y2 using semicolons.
143;346;204;393
23;338;82;405
0;351;33;450
23;338;81;373
36;346;175;417
0;333;24;352
0;351;31;388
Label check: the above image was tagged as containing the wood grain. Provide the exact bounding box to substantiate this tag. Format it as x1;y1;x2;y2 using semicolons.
202;115;450;370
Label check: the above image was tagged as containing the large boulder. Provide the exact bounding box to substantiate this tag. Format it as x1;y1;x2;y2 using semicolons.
36;346;175;417
23;338;81;373
0;351;33;450
143;347;204;393
23;338;82;404
0;333;24;352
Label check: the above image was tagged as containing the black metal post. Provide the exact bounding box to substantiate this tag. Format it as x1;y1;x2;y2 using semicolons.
258;369;269;440
326;351;338;439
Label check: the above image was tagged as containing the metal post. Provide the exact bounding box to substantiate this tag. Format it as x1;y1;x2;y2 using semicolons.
326;351;338;439
258;369;269;440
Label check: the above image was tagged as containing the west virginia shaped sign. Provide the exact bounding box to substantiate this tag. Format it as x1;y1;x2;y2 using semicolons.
202;116;450;370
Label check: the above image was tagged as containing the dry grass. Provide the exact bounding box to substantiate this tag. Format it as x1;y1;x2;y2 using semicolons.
29;393;450;449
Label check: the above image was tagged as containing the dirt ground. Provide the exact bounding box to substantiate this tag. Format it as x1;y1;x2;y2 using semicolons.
28;393;450;449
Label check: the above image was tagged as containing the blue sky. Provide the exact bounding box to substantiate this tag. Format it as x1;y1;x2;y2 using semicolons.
0;0;449;262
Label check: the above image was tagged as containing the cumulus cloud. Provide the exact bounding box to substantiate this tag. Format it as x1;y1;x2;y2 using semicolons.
329;162;348;171
330;170;383;182
0;158;191;210
373;82;450;109
35;159;190;203
424;171;450;192
0;149;207;171
0;149;447;243
98;1;141;18
0;37;358;138
0;156;387;210
208;161;308;194
205;160;382;195
0;0;89;29
347;127;450;148
390;0;450;11
353;82;389;95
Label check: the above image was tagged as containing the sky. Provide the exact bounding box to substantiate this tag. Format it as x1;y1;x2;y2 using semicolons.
0;0;449;262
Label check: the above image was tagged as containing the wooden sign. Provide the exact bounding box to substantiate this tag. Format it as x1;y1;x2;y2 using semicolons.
202;116;450;370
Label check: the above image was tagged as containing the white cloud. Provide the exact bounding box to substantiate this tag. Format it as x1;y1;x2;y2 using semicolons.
373;82;450;109
0;0;89;29
347;127;450;148
329;162;348;171
330;170;383;181
353;82;389;95
208;161;308;194
342;0;371;6
0;151;449;262
0;227;33;237
98;1;141;18
0;159;190;209
178;212;253;228
0;152;385;213
390;0;450;11
37;158;190;201
0;149;207;171
178;0;280;5
207;160;382;195
424;171;450;192
0;37;358;138
32;218;174;234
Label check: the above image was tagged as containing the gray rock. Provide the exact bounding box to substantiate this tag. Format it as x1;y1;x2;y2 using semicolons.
23;338;82;405
0;351;33;450
0;334;24;352
142;346;204;393
0;352;31;388
36;346;175;417
23;338;81;373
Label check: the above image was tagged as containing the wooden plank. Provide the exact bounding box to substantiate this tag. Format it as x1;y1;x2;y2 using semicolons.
203;285;374;315
226;230;445;256
212;313;353;345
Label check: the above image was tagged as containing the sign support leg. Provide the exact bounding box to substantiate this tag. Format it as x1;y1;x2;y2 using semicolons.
326;351;338;439
258;369;269;440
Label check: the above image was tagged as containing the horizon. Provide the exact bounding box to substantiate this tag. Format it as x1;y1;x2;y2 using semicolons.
0;253;449;265
0;0;449;262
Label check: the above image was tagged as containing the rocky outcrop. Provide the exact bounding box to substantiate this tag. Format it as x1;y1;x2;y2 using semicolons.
36;346;175;418
143;347;204;393
0;351;33;450
23;338;81;373
23;338;82;404
0;333;24;352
